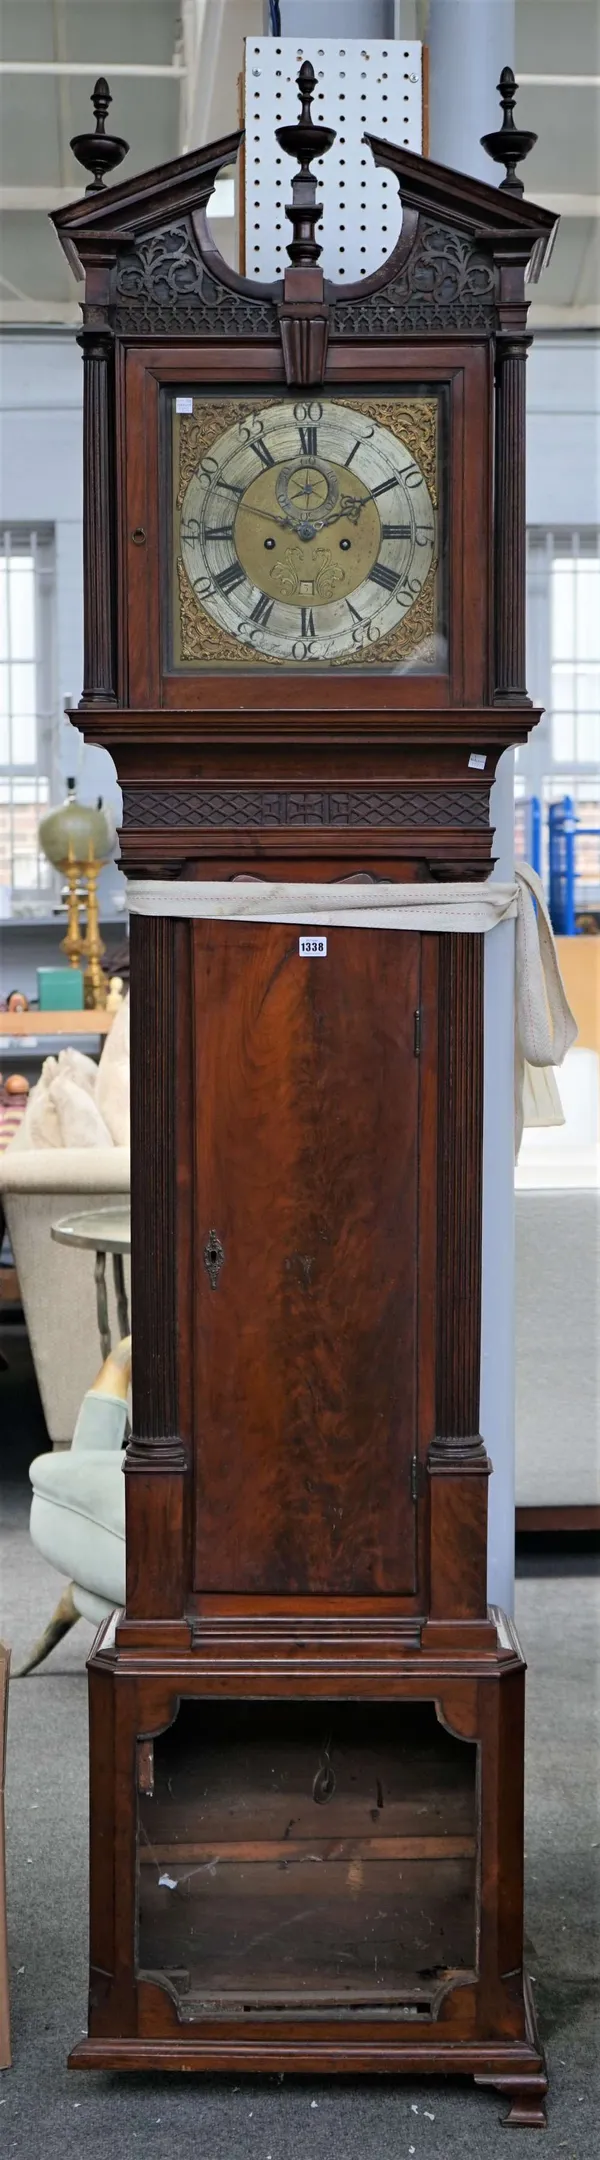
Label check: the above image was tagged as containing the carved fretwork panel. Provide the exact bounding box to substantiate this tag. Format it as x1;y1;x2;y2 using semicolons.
115;218;280;339
330;216;498;337
113;211;498;344
121;785;491;832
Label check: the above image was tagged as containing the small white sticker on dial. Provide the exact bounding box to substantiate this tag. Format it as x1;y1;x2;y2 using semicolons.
176;397;193;415
299;936;327;957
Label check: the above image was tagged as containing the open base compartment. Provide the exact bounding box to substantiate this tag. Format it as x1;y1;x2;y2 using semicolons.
137;1699;478;2021
72;1620;547;2121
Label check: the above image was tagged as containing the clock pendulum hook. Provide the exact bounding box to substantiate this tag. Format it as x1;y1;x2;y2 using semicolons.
480;66;537;196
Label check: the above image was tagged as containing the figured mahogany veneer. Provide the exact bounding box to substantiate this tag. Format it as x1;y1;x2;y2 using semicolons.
53;64;556;2123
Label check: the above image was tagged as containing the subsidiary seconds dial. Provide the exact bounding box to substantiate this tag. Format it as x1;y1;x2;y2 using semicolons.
178;398;438;666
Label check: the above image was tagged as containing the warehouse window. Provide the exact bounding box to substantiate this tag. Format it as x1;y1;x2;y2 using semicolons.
550;533;600;769
0;527;55;898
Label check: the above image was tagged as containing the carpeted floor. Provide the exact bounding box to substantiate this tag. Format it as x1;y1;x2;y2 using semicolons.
1;1326;599;2158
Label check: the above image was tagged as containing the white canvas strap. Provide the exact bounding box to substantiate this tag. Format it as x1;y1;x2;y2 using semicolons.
127;867;578;1153
127;876;517;934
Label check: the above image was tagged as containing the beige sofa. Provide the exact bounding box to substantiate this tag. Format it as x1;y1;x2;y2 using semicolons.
0;1148;130;1448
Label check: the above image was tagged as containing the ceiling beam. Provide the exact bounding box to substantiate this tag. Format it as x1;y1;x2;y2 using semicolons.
532;196;600;218
0;61;185;78
179;0;228;155
52;0;72;194
0;299;81;324
0;180;236;213
519;75;600;90
528;303;600;328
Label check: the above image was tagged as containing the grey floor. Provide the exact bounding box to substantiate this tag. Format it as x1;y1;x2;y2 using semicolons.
1;1327;599;2158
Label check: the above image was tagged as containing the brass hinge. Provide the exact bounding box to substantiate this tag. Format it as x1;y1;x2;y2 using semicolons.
411;1454;427;1503
414;1008;422;1057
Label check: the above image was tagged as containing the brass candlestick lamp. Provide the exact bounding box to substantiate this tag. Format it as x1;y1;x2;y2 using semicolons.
39;780;118;1007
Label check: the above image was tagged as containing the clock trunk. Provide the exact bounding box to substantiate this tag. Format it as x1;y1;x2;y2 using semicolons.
191;919;430;1599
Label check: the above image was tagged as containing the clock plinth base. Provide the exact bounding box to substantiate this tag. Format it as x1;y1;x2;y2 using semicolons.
72;1609;545;2120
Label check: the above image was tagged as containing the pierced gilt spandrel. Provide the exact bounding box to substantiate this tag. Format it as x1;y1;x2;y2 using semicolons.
170;393;444;674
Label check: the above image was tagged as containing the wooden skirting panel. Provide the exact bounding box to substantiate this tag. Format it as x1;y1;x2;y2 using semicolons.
516;1506;600;1534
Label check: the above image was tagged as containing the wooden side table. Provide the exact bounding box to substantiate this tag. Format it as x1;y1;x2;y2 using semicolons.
51;1207;131;1361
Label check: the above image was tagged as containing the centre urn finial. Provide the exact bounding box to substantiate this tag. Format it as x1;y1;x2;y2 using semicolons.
276;59;336;269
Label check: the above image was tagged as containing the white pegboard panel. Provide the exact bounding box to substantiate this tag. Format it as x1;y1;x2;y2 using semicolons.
244;35;422;286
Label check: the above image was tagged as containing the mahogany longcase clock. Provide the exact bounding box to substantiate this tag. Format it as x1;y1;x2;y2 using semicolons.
53;65;556;2123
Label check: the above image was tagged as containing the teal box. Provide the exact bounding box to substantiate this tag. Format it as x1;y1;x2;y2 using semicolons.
37;967;84;1011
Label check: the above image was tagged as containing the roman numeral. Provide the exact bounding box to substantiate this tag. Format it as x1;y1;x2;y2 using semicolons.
344;442;361;468
215;561;245;592
345;599;362;623
205;524;234;542
301;606;315;638
369;561;399;592
299;425;318;457
382;523;411;539
249;593;274;626
217;480;244;497
251;439;275;469
370;475;398;499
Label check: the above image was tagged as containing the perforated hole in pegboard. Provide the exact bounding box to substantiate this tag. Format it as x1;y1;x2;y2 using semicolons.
244;37;422;284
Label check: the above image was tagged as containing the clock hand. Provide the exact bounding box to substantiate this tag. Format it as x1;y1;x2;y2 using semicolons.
307;498;369;533
236;504;294;531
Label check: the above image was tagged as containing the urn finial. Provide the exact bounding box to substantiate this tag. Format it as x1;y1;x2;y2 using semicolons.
481;66;537;196
276;59;336;269
70;77;129;194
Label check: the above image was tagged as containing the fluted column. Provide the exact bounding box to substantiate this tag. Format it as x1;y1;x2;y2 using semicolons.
494;338;529;700
124;911;186;1623
78;330;116;705
427;933;490;1626
432;934;486;1460
127;913;182;1466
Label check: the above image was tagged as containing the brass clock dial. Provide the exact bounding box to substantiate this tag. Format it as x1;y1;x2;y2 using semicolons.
176;398;440;668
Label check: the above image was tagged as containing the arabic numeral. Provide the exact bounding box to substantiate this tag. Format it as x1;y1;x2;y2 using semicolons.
293;400;323;425
415;524;435;546
403;462;425;491
239;412;266;442
291;637;319;660
199;454;219;479
192;573;213;600
351;622;381;647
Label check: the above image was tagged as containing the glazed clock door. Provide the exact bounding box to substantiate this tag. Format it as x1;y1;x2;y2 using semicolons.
169;389;446;674
192;919;435;1601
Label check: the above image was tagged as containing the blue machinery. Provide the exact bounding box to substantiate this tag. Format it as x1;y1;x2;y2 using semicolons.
514;794;542;879
517;795;600;934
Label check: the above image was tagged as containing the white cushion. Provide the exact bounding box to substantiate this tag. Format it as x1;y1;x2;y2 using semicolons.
96;994;130;1146
29;1449;126;1608
49;1069;114;1148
